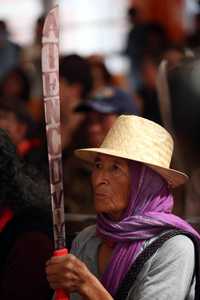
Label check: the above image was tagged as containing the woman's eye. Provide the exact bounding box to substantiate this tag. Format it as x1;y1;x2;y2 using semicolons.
112;164;119;171
94;162;101;169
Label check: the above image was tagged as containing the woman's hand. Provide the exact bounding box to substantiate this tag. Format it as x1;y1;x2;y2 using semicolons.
46;254;113;300
46;253;90;295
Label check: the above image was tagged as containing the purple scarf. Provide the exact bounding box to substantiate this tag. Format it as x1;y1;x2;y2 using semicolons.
97;161;200;296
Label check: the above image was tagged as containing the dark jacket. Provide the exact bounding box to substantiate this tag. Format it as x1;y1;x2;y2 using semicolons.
0;207;54;300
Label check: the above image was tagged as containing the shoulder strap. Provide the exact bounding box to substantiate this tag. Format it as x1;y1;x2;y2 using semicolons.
115;230;200;300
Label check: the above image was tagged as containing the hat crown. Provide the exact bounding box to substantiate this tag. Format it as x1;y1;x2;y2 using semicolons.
100;115;174;169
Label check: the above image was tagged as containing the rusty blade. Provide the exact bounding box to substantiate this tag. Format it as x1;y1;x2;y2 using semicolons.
41;6;66;250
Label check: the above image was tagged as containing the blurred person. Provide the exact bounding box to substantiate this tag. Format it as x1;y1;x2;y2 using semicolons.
136;56;162;125
124;6;144;89
146;23;168;56
187;13;200;50
0;66;31;103
124;7;168;90
155;50;187;216
0;98;43;170
46;115;200;300
87;55;113;94
167;56;200;220
76;87;139;147
59;54;93;150
20;15;46;122
21;15;45;100
0;20;21;81
0;128;53;300
88;54;130;94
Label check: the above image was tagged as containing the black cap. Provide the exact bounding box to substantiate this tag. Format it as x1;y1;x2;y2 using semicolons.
75;87;139;115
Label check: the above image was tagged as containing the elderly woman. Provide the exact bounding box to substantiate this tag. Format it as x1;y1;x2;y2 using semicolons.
46;115;200;300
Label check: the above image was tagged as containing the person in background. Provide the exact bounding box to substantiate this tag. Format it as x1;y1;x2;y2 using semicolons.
87;55;113;95
21;14;45;101
59;54;93;150
46;115;200;300
0;98;43;171
76;87;139;147
167;56;200;221
0;128;53;300
186;13;200;50
124;6;168;90
124;6;145;89
0;20;21;81
135;55;162;125
20;15;46;122
0;66;31;103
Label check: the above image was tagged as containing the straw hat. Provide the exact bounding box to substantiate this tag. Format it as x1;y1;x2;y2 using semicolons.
75;115;188;187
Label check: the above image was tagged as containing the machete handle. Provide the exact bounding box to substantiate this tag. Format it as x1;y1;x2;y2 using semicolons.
53;248;69;300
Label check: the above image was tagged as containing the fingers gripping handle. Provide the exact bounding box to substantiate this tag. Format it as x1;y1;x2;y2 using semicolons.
53;248;70;300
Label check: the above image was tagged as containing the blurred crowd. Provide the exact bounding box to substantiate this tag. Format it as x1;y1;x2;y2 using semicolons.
0;4;200;228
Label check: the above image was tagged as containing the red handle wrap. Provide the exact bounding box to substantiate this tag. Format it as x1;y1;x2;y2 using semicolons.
54;248;68;257
54;248;69;300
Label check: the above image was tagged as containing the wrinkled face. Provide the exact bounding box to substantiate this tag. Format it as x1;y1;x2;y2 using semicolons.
87;111;117;147
91;154;131;220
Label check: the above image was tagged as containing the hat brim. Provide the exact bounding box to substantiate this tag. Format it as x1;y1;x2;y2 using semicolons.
74;147;188;188
75;101;117;114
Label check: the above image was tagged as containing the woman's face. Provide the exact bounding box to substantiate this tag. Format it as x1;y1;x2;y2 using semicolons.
91;154;131;220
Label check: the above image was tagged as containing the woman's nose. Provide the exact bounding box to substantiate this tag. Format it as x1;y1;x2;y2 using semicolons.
94;169;110;185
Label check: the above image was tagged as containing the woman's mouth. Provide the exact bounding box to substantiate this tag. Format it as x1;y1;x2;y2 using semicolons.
95;192;109;199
